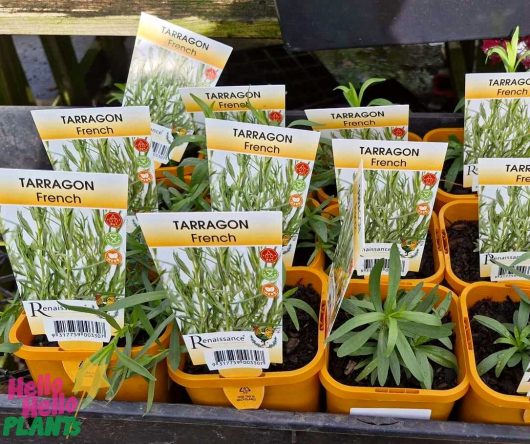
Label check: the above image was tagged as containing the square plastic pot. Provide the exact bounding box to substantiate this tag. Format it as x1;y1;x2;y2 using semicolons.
438;199;479;294
168;266;328;411
320;281;469;419
9;314;171;403
459;282;530;425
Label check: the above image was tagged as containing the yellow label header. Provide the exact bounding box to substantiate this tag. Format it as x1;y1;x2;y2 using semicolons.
137;211;283;247
305;105;409;130
205;119;320;161
466;73;530;99
137;13;232;69
0;169;128;209
31;106;152;140
180;85;286;112
478;158;530;186
332;139;447;171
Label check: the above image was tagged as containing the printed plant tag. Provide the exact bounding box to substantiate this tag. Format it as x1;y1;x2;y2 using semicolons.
205;118;320;266
180;85;286;132
478;158;530;280
333;139;447;276
464;73;530;190
0;170;128;316
31;106;156;215
137;211;284;369
305;104;409;141
326;178;358;336
123;12;232;166
22;300;117;342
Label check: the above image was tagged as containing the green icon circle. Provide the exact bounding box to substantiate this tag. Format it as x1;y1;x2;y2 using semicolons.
419;189;433;201
292;179;307;192
261;267;279;281
137;156;151;168
105;232;123;247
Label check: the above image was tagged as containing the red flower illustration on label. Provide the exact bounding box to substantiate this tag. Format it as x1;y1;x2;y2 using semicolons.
268;111;283;123
422;173;437;187
104;212;123;229
137;170;153;183
289;194;304;207
260;248;279;264
261;284;279;298
294;162;310;177
416;203;431;216
134;138;150;152
104;249;123;265
204;67;218;80
392;127;406;138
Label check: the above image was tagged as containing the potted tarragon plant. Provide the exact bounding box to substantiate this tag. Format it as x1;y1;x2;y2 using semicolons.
320;244;468;419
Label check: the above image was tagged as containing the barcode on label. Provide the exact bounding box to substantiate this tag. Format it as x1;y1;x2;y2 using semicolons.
493;265;530;281
44;318;110;342
205;348;270;370
360;258;408;275
152;141;170;163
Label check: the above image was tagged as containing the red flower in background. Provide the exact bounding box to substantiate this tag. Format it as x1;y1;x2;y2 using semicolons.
204;68;218;81
295;162;310;177
392;127;406;138
260;248;279;264
268;111;283;123
422;173;437;187
134;138;150;152
104;212;123;229
482;35;530;68
481;39;505;64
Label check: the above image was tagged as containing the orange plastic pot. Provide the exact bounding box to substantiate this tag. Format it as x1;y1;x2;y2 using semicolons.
320;281;468;418
314;132;422;206
459;282;530;424
10;314;171;403
323;203;444;284
168;266;328;411
422;128;477;212
438;200;479;294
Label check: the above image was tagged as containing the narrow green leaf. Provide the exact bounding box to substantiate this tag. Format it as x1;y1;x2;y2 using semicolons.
395;330;423;382
477;350;506;375
474;315;511;337
337;322;380;357
116;350;156;381
385;244;401;313
328;312;384;343
368;259;383;312
395;311;442;326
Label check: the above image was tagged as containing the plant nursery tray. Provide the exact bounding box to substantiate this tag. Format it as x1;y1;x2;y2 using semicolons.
0;394;529;443
4;106;517;443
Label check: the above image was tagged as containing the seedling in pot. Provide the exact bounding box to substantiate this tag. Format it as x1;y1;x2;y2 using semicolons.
327;244;456;389
473;286;530;379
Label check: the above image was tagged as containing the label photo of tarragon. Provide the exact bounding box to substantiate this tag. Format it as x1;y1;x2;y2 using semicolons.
123;13;232;165
0;169;128;301
31;106;156;215
204;118;320;266
464;73;530;190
